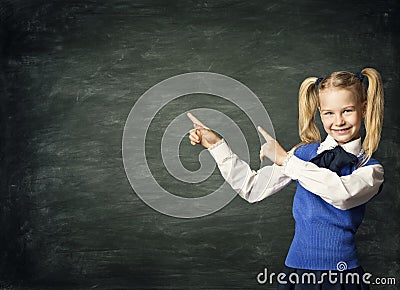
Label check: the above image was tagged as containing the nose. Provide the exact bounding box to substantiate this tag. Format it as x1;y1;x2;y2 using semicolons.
334;114;345;126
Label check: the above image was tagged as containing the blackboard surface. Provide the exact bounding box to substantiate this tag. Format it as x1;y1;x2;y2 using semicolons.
0;0;399;289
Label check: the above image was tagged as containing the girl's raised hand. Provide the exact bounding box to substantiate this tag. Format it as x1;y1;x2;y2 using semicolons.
258;126;288;166
187;113;221;149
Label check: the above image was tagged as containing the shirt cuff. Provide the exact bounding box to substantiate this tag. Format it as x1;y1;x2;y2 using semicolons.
207;139;233;164
282;153;311;179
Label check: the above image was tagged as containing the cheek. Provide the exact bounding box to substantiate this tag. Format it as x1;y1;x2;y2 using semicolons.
354;117;362;128
321;116;333;128
349;113;362;126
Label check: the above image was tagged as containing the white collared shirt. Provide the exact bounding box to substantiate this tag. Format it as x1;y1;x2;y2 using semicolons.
208;136;384;210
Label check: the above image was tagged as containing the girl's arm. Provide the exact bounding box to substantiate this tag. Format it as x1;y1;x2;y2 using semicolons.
208;139;292;203
187;114;291;203
281;152;384;210
256;127;383;210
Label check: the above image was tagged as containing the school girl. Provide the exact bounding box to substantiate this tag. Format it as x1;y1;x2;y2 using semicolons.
188;68;385;289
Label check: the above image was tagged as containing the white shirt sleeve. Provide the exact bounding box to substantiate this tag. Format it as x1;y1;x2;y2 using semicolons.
207;139;292;203
281;154;384;210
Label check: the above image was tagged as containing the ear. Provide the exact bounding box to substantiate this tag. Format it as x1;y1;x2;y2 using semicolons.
362;101;367;118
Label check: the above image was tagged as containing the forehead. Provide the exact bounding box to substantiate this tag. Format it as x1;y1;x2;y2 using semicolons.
318;88;358;108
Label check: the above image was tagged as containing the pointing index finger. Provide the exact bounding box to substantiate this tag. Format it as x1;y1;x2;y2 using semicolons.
257;126;274;141
187;112;210;129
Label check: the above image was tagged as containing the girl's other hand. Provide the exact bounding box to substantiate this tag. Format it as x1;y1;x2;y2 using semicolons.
187;113;221;149
258;126;288;166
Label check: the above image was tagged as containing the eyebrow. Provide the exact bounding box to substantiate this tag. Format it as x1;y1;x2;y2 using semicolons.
320;106;356;112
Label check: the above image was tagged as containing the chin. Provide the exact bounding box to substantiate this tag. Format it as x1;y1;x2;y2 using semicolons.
333;137;351;144
330;132;356;144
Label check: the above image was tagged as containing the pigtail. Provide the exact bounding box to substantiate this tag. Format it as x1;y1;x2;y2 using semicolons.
359;68;384;165
298;77;321;145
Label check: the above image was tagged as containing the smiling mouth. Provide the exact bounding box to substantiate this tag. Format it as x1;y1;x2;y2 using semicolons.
332;128;351;133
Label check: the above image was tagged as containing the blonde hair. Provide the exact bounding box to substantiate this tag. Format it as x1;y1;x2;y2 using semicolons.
295;68;384;165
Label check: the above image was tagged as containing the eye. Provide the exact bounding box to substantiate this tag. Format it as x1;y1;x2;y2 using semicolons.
344;109;353;113
323;112;333;115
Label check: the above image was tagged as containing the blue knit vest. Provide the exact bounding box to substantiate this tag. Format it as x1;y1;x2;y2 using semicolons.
285;142;380;270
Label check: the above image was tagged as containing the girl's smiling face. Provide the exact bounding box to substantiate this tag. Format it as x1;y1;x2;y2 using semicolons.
318;88;366;145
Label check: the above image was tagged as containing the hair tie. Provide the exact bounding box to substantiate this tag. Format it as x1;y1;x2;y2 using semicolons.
355;72;365;82
315;77;324;86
